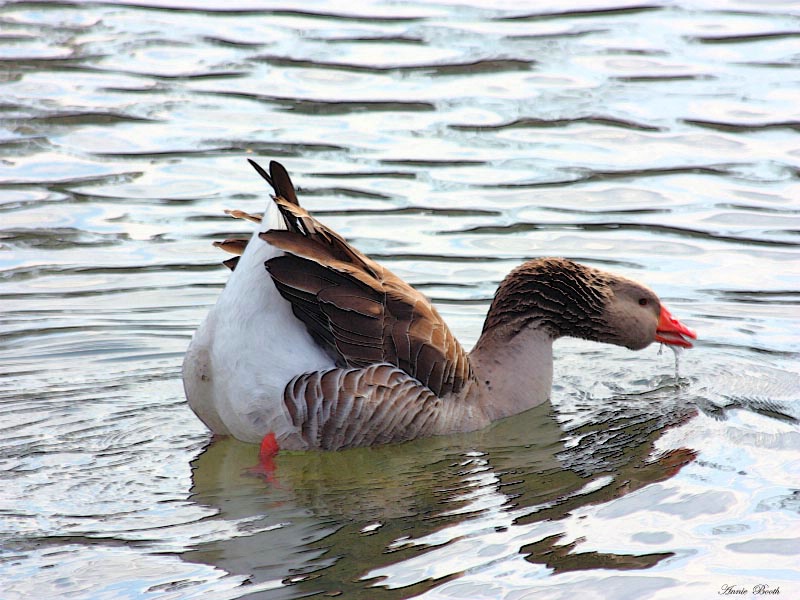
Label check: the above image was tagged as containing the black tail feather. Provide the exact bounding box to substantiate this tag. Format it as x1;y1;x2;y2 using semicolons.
247;158;274;189
269;160;300;206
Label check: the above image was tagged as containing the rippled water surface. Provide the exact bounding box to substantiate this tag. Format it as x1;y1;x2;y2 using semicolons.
1;1;799;598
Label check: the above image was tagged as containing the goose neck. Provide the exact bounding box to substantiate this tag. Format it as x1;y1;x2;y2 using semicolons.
469;323;555;421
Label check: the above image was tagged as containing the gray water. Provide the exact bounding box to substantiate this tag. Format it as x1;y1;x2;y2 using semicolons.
1;1;799;598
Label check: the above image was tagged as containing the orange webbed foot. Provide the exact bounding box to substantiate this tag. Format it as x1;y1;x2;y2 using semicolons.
246;432;280;483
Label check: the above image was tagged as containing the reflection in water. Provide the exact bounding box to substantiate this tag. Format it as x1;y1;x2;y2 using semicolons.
186;393;696;598
523;534;674;573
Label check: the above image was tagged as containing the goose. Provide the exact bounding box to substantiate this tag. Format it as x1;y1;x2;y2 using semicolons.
183;160;696;452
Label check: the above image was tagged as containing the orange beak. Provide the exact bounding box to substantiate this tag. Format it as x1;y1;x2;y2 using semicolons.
655;305;697;348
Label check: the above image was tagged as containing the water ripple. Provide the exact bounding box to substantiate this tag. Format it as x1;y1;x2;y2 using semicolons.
452;221;800;248
258;54;535;74
683;118;800;133
689;31;800;44
499;5;663;21
451;115;664;132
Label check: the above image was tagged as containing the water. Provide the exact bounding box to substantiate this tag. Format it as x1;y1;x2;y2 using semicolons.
1;0;799;598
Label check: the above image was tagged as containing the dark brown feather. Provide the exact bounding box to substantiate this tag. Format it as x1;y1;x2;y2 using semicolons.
268;160;299;206
265;247;471;396
223;256;240;271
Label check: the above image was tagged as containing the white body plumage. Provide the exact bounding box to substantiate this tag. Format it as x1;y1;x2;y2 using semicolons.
182;200;334;443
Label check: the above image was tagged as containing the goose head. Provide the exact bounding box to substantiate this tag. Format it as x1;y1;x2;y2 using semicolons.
481;258;696;350
602;274;696;350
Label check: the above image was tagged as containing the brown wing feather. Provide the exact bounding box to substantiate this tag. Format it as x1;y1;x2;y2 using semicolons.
268;198;379;273
265;240;471;396
213;238;249;255
225;209;262;223
250;159;472;397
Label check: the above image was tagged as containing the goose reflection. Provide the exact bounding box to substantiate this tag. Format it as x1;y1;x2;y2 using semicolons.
183;389;696;599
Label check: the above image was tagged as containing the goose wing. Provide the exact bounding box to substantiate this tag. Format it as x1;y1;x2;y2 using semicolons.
253;160;473;400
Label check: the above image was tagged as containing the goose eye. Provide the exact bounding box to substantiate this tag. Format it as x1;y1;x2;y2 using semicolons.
638;298;648;306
